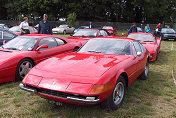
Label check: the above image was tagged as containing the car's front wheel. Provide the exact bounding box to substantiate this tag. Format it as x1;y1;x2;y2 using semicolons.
101;75;126;110
15;58;34;81
140;60;149;80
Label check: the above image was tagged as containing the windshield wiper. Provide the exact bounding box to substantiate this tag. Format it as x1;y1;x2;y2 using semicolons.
88;50;101;53
5;47;20;50
143;41;154;42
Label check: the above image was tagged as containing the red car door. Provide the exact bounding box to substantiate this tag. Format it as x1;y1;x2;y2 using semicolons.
133;41;146;75
35;37;73;64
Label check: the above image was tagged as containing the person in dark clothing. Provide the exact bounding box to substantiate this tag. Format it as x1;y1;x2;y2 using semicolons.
38;14;52;34
128;23;137;34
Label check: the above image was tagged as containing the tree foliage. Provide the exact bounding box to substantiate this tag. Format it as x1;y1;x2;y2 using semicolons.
1;0;175;23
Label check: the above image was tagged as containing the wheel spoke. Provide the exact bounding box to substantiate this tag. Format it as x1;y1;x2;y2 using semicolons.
25;62;30;68
19;68;25;75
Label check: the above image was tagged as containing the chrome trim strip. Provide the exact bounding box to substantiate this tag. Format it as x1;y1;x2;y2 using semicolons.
67;96;100;104
19;83;35;92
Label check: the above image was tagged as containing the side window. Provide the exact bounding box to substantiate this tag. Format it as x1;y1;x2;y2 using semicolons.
102;30;108;36
99;30;107;36
99;30;104;36
0;31;2;39
29;27;34;32
138;43;145;52
38;37;57;50
3;31;15;39
55;38;65;46
132;43;137;56
133;41;142;53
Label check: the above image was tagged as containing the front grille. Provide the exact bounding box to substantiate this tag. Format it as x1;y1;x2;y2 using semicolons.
168;36;176;38
26;85;87;99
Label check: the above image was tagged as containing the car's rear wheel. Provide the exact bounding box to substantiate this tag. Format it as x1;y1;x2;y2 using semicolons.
140;60;149;80
15;58;34;81
101;75;126;110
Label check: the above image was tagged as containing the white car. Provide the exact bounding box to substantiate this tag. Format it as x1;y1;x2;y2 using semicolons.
52;25;75;34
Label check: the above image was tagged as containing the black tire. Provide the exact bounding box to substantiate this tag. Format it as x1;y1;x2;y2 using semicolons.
100;75;126;110
73;47;79;52
140;60;149;80
63;30;66;35
15;58;34;81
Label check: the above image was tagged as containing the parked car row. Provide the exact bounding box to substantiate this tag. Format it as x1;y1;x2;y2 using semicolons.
1;23;174;110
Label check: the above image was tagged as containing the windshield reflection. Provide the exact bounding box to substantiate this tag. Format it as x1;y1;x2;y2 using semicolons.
73;29;98;37
1;37;38;51
79;39;131;55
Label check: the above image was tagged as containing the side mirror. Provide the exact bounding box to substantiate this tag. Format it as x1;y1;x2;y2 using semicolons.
70;34;73;36
137;52;142;56
3;40;6;45
36;44;48;51
121;33;126;36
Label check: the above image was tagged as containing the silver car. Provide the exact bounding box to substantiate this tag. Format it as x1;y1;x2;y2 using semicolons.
52;25;75;34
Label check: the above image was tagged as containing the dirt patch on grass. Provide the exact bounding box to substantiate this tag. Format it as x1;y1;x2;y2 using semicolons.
151;96;176;118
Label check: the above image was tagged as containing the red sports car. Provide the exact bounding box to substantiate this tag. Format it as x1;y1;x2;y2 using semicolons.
0;34;81;83
102;26;116;34
67;29;114;45
127;32;161;61
20;37;149;110
9;26;37;35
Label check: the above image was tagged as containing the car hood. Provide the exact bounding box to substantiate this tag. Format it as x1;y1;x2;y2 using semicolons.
0;49;22;62
35;52;130;78
67;36;92;40
140;42;157;53
163;33;176;36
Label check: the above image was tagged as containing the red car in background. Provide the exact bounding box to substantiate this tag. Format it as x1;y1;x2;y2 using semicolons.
127;32;161;61
67;29;114;45
20;37;149;110
9;26;37;35
0;34;81;83
102;26;116;34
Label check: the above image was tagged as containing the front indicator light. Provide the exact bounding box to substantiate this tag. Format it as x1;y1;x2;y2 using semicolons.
22;74;29;83
89;83;113;95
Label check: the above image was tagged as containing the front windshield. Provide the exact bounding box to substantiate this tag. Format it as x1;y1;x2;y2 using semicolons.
73;29;98;37
59;25;67;28
9;26;20;32
79;26;89;29
128;34;155;42
161;28;175;33
1;37;38;51
102;26;113;30
78;39;131;55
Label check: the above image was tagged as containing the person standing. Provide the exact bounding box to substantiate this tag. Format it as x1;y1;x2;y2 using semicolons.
128;23;137;34
38;14;52;34
145;24;151;33
19;17;30;35
154;23;161;37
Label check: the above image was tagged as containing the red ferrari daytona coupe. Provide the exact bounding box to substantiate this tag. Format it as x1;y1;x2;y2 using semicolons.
20;37;149;110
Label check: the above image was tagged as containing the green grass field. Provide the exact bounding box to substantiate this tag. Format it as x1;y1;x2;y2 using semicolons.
0;33;176;118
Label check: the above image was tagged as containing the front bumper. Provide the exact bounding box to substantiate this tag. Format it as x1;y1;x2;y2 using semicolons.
19;83;100;104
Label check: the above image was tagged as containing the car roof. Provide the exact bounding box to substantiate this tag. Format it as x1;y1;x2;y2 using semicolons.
11;26;34;28
19;34;53;38
129;32;153;35
103;26;113;27
92;36;135;42
162;28;174;30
